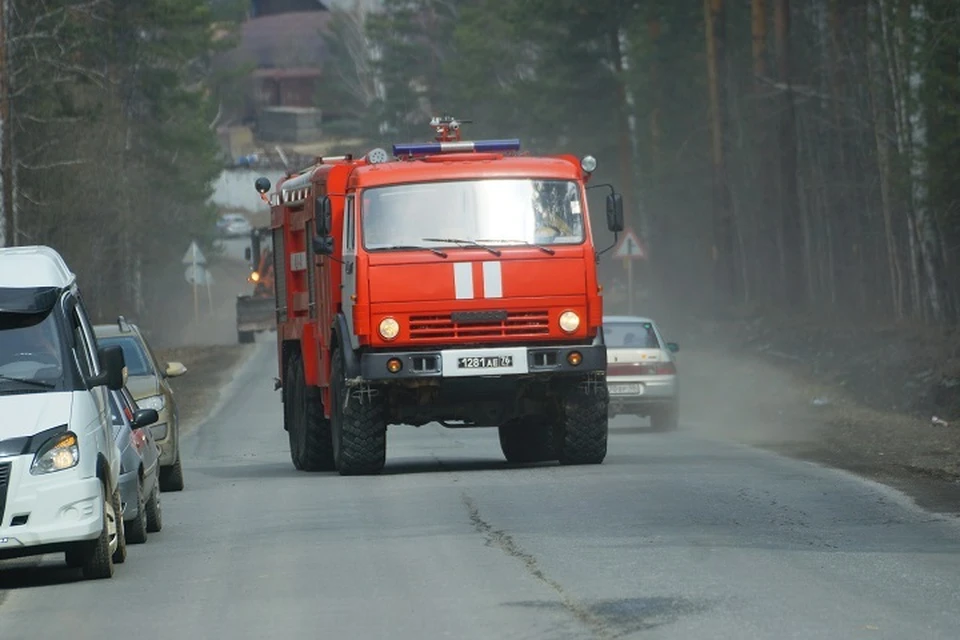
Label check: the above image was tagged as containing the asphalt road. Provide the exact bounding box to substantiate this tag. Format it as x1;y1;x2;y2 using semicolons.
2;340;960;639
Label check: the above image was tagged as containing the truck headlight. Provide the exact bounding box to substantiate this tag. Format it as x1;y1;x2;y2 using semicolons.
559;311;581;333
138;395;165;412
31;432;80;475
378;317;400;340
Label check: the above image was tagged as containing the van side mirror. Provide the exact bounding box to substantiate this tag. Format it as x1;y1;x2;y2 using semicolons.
93;345;126;391
606;193;624;232
132;408;159;430
316;196;332;235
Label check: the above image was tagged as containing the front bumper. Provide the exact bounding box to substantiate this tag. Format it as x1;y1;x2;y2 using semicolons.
0;456;102;557
360;343;606;382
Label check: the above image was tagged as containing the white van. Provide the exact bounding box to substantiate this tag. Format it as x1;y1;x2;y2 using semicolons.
0;246;129;579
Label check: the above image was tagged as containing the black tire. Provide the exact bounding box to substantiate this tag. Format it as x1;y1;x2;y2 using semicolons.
498;417;556;463
145;483;163;533
238;331;254;344
331;346;387;475
124;476;148;544
555;380;609;465
111;487;127;564
160;452;184;492
285;354;304;469
650;401;679;432
287;351;336;471
69;481;114;579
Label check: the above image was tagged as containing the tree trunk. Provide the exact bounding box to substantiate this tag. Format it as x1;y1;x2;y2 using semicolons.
0;0;13;247
774;0;805;310
704;0;738;307
867;0;904;319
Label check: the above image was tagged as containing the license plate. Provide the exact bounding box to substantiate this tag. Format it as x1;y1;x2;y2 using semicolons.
609;383;642;395
458;355;514;369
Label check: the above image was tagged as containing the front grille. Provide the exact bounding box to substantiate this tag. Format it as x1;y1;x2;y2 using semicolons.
409;310;550;341
0;462;11;526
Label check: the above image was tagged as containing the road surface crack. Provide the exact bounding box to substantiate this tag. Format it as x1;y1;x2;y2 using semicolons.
462;493;613;639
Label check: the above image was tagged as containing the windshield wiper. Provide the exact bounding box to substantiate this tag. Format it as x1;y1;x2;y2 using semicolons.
0;374;55;389
378;244;448;258
421;237;502;256
475;239;556;255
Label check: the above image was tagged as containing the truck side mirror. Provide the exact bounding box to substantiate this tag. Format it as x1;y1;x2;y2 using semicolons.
244;247;252;262
606;193;624;233
93;345;126;391
313;236;335;256
316;196;332;236
250;232;261;265
254;177;271;194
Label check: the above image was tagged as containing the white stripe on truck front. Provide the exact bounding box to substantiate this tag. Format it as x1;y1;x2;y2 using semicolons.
452;261;503;299
453;262;474;299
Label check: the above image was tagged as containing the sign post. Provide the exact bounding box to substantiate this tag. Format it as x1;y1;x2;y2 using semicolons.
612;228;646;314
182;241;208;326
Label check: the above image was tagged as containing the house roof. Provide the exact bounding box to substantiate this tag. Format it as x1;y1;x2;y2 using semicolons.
220;11;332;71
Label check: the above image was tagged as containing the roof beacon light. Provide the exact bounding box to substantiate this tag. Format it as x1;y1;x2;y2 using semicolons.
393;139;521;157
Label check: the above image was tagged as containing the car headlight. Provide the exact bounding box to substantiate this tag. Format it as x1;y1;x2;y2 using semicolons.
138;395;165;412
559;310;581;333
378;317;400;340
31;432;80;475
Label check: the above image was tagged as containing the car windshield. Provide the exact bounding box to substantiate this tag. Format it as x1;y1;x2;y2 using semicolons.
605;322;662;349
97;335;155;376
0;308;65;393
361;178;585;250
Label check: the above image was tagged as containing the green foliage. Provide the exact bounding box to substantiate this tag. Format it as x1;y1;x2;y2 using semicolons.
8;0;230;320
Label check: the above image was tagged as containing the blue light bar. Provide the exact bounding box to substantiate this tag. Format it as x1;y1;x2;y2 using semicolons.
393;138;521;157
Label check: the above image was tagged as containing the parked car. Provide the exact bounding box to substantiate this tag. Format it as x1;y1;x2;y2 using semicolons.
93;318;187;491
217;212;252;238
109;386;162;544
603;315;680;431
0;245;129;579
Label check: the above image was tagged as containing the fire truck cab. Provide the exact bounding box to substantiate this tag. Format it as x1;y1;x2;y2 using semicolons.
256;117;625;475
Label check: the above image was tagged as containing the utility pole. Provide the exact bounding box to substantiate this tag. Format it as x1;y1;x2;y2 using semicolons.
0;0;14;248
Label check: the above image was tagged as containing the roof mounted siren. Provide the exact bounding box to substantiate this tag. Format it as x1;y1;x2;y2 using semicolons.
392;115;521;158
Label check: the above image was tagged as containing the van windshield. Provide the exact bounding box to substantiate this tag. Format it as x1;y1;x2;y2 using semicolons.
361;178;585;250
0;308;65;393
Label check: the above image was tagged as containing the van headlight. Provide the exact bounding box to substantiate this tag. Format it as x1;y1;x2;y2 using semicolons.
138;395;165;412
559;311;581;333
31;432;80;475
378;317;400;340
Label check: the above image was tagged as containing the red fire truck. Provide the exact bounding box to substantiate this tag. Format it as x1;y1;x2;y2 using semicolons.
254;117;625;475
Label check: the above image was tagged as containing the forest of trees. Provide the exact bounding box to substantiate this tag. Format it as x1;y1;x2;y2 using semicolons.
0;0;243;320
320;0;960;326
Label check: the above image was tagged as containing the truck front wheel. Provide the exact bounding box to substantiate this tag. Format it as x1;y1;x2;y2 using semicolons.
287;351;335;471
331;346;387;475
498;417;556;464
555;380;609;465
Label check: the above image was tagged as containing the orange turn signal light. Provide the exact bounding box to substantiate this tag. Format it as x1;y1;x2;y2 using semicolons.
567;351;582;366
386;358;403;373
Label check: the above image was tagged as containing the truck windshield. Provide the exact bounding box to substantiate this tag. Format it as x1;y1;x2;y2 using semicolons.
0;308;65;393
361;178;585;250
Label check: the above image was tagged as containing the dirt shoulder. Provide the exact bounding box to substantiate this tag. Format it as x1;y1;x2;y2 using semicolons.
154;343;255;433
675;314;960;516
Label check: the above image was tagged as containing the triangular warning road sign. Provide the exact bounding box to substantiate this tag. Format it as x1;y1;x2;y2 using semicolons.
613;228;645;260
182;240;207;266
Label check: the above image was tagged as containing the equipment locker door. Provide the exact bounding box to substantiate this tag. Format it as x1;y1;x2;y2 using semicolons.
342;194;359;349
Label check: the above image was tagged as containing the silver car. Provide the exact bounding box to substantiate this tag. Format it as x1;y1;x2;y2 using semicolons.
603;315;680;431
109;388;163;544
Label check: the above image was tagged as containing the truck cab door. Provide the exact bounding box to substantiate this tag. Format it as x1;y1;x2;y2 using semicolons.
342;195;359;349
